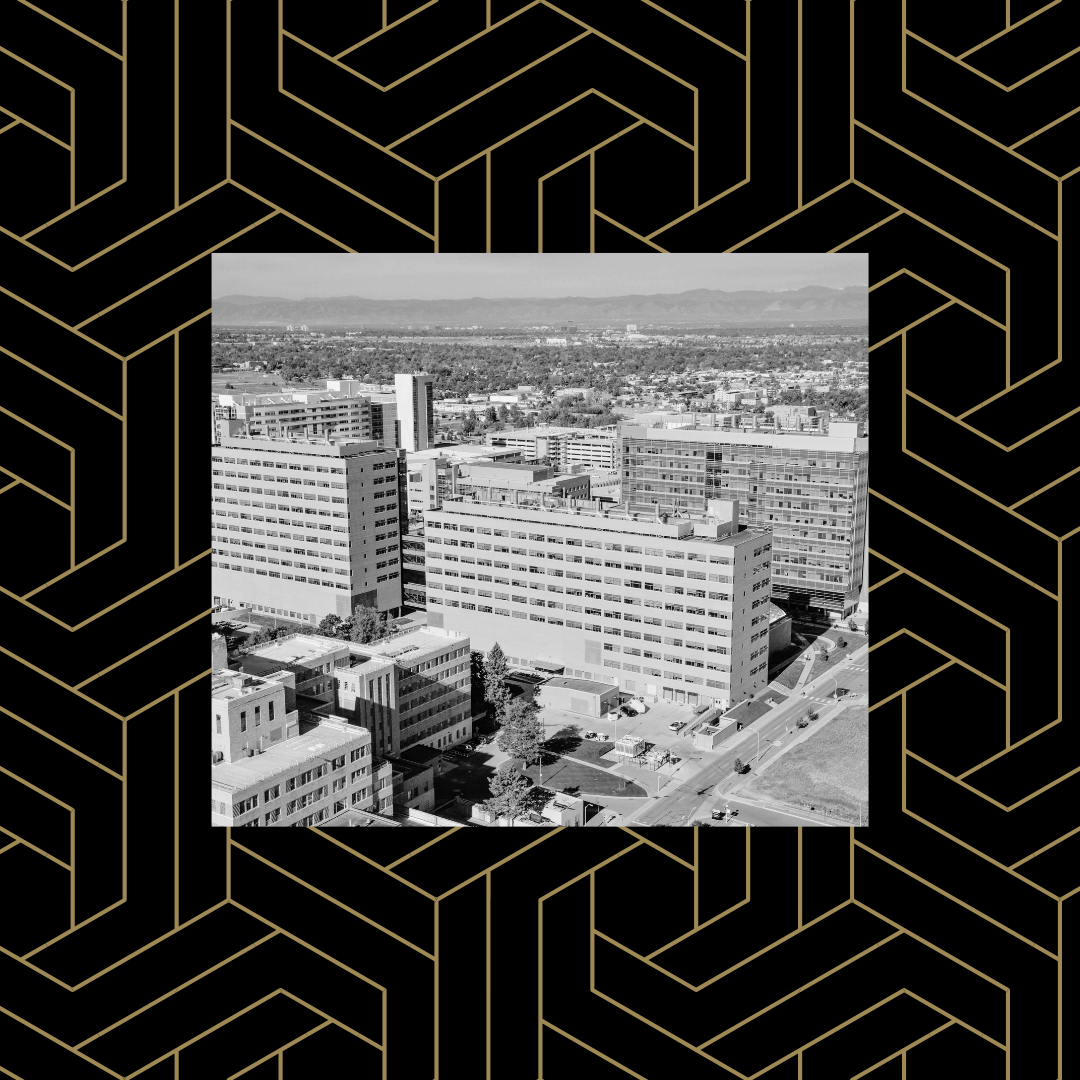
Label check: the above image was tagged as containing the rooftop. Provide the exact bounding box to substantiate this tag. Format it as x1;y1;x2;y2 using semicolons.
210;669;285;700
320;808;402;828
242;626;469;673
211;716;368;792
620;424;868;452
216;434;395;457
542;676;617;695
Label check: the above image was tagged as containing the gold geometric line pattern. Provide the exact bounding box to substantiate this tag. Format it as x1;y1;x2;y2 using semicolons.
954;0;1061;59
855;120;1057;239
870;488;1057;598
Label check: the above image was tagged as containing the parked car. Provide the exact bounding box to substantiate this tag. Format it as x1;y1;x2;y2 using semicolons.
583;731;599;741
669;721;686;731
711;809;725;820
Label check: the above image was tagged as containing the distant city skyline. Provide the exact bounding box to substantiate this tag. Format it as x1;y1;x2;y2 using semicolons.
212;253;868;302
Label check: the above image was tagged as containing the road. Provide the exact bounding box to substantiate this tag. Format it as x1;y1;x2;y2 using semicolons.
625;644;869;827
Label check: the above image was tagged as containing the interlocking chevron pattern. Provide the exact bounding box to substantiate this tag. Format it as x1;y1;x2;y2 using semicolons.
0;1;1075;1077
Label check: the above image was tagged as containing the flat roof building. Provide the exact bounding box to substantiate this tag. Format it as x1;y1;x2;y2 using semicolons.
396;373;435;452
620;424;868;619
214;380;399;448
211;433;405;624
425;495;773;709
486;426;618;470
238;625;473;758
211;669;390;827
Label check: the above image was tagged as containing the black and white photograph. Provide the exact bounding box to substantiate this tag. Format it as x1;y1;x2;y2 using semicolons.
211;253;868;829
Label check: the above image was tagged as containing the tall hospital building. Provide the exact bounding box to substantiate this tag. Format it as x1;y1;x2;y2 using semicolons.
211;434;406;624
395;373;435;452
425;497;774;710
620;422;868;620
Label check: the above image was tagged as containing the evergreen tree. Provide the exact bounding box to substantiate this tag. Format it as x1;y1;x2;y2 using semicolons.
482;763;532;825
484;643;512;726
495;699;546;771
350;607;393;644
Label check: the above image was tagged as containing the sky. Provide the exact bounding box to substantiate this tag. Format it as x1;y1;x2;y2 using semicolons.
211;253;867;301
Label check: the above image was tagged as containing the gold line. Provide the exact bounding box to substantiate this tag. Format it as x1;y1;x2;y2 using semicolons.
0;479;20;497
542;2;698;91
1059;899;1063;1078
228;122;435;238
174;695;179;929
122;0;127;182
904;29;1011;87
538;171;543;253
538;121;643;183
0;1004;126;1079
227;183;353;251
226;0;231;179
0;466;70;509
902;445;1066;541
0;840;19;856
0;44;74;88
232;840;439;945
485;151;491;252
797;0;802;208
622;832;695;869
693;826;698;927
855;121;1057;239
384;0;387;30
725;178;852;251
693;85;698;206
69;451;74;570
433;178;438;252
849;0;853;178
593;210;668;251
898;266;1007;329
0;345;121;417
798;826;802;927
540;1021;655;1079
956;358;1060;419
174;0;179;208
639;0;746;57
1008;823;1080;870
1009;462;1080;508
645;178;751;239
590;151;595;252
73;207;277;328
278;989;380;1049
0;107;69;148
868;567;905;590
21;176;123;245
122;672;127;898
434;901;440;1077
487;0;490;31
487;872;491;1080
869;487;1058;598
537;888;542;1078
590;88;695;150
333;0;440;59
174;333;179;567
852;180;1010;269
0;827;69;870
0;118;19;135
857;846;1059;951
383;831;459;869
901;88;1062;181
1011;101;1080;148
20;550;207;632
69;89;74;210
850;1023;957;1079
437;88;595;181
16;0;125;58
226;1020;337;1080
747;0;751;182
829;210;907;254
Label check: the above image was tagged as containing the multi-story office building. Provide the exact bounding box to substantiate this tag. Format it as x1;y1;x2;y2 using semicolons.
425;496;773;709
454;463;590;502
214;380;399;447
405;446;524;517
620;422;868;619
211;667;391;827
401;531;427;609
486;426;618;470
239;626;473;757
395;373;435;451
211;434;406;624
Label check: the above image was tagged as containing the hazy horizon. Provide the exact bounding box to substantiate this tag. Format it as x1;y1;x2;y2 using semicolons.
212;253;868;302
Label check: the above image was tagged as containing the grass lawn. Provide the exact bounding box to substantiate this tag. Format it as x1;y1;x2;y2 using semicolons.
808;632;863;681
544;725;616;768
742;705;868;822
725;690;789;727
210;372;286;397
519;757;647;797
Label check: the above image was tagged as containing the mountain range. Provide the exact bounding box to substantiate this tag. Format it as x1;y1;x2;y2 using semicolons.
210;286;868;326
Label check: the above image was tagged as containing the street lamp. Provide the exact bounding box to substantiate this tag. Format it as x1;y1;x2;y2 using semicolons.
820;675;839;703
